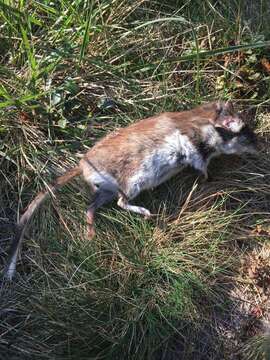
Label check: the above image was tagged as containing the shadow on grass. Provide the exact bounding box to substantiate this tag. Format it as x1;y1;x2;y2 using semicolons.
1;143;270;359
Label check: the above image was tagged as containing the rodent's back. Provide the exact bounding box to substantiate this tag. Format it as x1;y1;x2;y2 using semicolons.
83;114;176;188
81;109;216;191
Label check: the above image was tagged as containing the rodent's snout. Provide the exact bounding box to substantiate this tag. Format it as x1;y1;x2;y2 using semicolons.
237;125;258;155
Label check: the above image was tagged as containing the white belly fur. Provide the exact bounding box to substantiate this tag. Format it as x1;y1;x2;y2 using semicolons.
127;130;203;199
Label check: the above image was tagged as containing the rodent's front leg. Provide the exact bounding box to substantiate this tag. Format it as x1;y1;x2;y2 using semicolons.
200;168;213;182
192;160;208;180
202;168;208;181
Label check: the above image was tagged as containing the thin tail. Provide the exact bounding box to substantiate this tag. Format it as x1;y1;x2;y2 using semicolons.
5;166;82;280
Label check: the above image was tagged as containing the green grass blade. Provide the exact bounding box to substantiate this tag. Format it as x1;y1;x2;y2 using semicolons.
121;16;190;39
79;4;94;64
173;41;270;62
20;24;38;80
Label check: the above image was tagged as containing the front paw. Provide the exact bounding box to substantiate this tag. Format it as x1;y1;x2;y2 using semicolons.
199;171;213;183
203;172;213;182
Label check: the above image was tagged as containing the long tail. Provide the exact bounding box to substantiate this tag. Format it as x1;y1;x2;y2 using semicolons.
5;166;82;280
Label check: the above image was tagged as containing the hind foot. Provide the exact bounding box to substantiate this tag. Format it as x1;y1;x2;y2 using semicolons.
117;196;152;219
86;208;96;239
86;224;95;239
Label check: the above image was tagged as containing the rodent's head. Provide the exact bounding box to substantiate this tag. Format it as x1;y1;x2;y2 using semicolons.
213;101;257;155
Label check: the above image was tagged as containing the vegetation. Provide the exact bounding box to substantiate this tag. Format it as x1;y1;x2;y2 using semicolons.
0;1;270;359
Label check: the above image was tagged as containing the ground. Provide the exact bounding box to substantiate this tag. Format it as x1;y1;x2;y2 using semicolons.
0;1;270;359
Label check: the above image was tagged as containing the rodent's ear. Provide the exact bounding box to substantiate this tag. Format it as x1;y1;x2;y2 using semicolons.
216;100;234;115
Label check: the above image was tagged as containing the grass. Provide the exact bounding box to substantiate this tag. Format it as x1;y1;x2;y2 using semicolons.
0;0;270;359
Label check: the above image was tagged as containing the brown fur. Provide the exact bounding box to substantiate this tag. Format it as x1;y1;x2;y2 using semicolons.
82;103;219;191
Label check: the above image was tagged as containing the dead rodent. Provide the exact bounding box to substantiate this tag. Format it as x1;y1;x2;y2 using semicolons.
5;101;257;280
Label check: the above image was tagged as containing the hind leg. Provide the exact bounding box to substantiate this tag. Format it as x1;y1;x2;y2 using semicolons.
117;196;152;219
86;189;116;239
